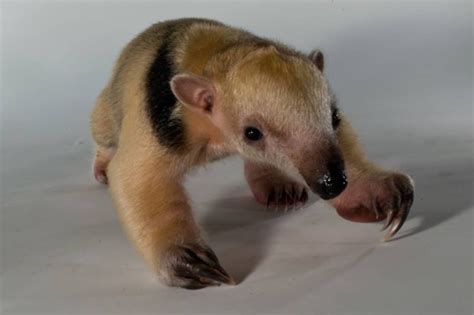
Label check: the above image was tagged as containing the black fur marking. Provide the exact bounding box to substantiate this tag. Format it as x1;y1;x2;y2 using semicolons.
330;91;341;130
146;26;186;150
331;99;341;130
332;107;341;129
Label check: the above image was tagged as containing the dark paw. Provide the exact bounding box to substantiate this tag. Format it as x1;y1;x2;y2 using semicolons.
162;244;235;290
266;185;308;211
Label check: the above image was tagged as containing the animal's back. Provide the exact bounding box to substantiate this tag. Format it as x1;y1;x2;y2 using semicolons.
92;18;285;150
91;20;215;139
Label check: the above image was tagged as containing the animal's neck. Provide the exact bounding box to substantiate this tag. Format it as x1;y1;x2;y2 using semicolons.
181;107;234;164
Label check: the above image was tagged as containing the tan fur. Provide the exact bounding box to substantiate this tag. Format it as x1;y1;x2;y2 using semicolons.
335;116;376;177
90;18;413;288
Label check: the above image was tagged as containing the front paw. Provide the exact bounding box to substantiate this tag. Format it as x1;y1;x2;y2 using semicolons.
247;177;308;211
158;243;235;290
264;183;308;211
332;171;414;240
244;161;308;211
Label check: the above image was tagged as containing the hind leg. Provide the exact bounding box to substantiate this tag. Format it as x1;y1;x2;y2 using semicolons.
90;89;118;184
244;160;308;210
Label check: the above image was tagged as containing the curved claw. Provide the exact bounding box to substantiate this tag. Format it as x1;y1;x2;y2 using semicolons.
290;187;297;205
264;186;308;211
174;265;223;288
300;189;308;204
383;190;414;241
282;189;290;212
384;211;408;241
168;245;235;289
381;210;395;231
266;190;275;209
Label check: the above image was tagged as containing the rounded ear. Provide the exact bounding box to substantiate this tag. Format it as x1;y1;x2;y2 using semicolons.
170;73;215;113
308;49;324;72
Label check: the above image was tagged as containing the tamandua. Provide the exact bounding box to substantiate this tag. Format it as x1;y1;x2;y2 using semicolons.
90;18;414;289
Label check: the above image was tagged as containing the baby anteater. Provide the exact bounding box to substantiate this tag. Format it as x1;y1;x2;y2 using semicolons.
90;18;414;289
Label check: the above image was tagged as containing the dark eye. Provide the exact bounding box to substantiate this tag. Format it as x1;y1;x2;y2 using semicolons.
244;127;263;141
332;108;341;129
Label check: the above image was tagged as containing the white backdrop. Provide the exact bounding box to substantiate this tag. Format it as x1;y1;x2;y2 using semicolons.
2;1;473;314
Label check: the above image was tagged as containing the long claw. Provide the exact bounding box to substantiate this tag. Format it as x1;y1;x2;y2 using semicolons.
274;189;283;211
213;264;236;285
384;190;414;240
196;267;235;285
300;189;308;204
266;190;275;208
287;187;297;211
263;185;307;212
381;210;395;231
171;245;235;289
372;197;382;220
290;186;297;205
276;189;283;202
283;190;289;212
384;214;405;241
174;265;222;289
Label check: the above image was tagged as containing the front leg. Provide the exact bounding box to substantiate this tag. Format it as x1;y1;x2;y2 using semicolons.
107;146;234;289
330;116;414;240
244;160;308;210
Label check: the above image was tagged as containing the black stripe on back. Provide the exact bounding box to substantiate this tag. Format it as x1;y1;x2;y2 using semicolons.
146;26;186;151
330;95;341;130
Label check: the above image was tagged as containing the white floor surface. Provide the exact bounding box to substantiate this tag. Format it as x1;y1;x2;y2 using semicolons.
1;1;473;314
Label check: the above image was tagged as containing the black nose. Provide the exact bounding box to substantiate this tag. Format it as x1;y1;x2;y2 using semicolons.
314;164;347;200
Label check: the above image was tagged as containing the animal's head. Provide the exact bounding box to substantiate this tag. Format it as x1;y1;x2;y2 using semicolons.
170;46;347;200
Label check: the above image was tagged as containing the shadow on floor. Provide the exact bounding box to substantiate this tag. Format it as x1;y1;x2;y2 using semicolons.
391;157;473;241
201;193;275;284
200;156;473;281
200;188;310;284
